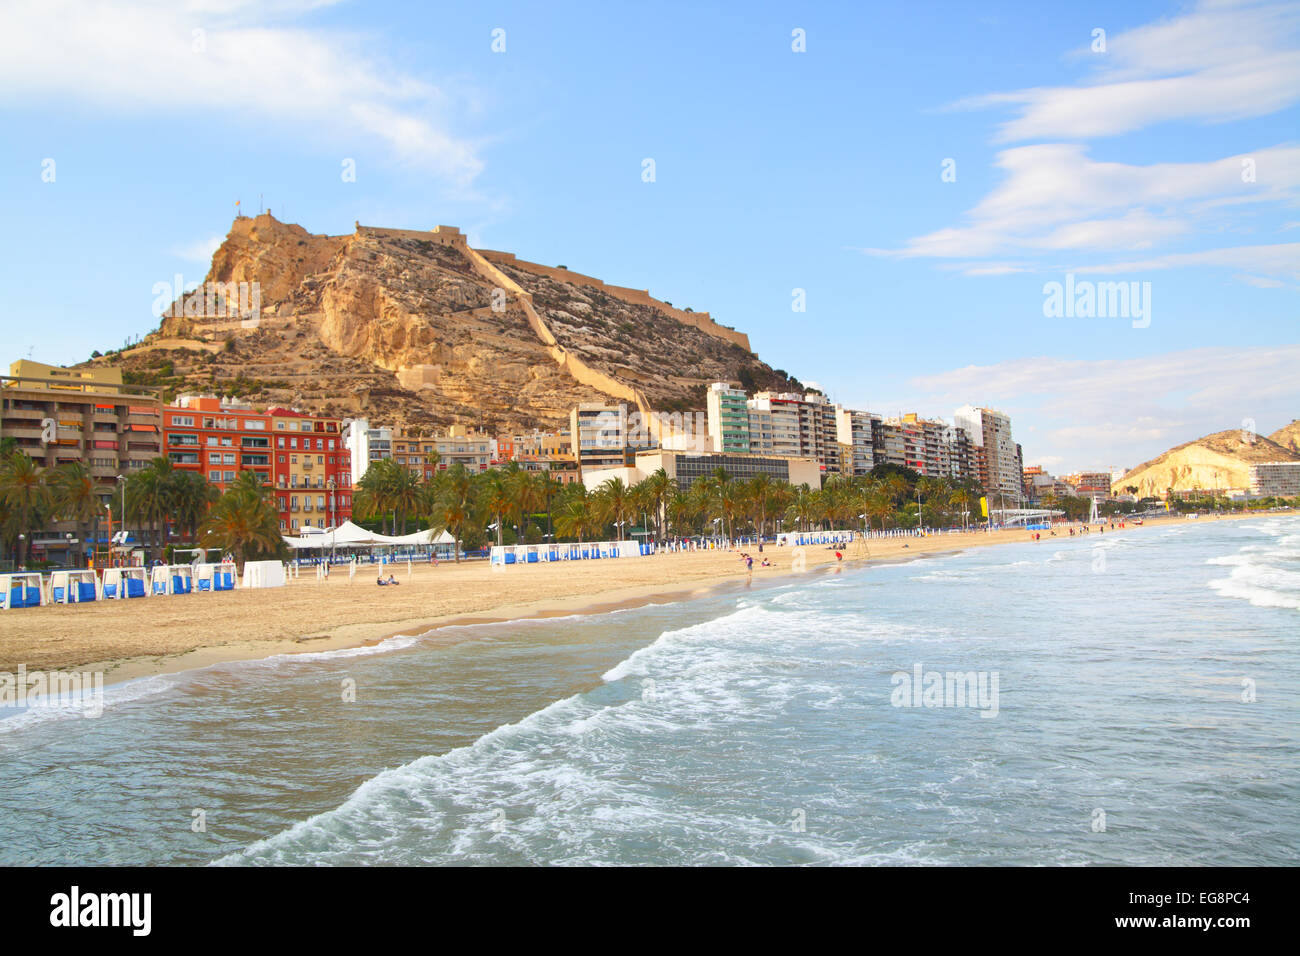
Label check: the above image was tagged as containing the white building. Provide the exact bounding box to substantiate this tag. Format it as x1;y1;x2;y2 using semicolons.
954;405;1020;499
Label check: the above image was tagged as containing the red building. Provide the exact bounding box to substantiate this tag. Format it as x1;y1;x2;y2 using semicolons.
163;395;351;532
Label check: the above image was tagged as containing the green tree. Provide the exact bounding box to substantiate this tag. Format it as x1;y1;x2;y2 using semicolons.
0;453;51;567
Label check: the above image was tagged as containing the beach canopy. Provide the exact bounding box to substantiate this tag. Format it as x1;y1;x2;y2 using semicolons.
281;520;440;550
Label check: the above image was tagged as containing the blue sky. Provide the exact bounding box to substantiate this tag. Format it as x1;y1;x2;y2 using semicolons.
2;0;1297;474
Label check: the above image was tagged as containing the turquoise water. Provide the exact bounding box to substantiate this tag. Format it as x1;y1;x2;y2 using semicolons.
1;517;1297;865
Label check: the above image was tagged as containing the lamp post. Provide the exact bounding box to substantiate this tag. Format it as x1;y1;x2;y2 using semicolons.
116;474;126;567
66;532;74;569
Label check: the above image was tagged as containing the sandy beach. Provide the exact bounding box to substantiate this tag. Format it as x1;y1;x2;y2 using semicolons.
0;514;1269;684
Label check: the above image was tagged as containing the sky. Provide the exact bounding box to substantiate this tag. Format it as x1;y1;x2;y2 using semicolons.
1;0;1297;474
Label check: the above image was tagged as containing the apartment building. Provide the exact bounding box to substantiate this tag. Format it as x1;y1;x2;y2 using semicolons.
1248;462;1300;498
267;407;352;532
1063;472;1112;503
1;360;162;563
835;407;878;476
165;396;352;532
165;395;271;490
705;383;751;453
498;429;581;483
954;405;1021;500
570;403;654;476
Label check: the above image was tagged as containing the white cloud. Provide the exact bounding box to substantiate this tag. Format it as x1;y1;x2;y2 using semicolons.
0;0;483;183
1073;243;1300;279
1234;273;1287;288
958;0;1300;141
880;143;1300;262
907;345;1300;471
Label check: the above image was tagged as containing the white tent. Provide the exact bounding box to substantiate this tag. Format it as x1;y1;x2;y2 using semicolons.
282;521;439;550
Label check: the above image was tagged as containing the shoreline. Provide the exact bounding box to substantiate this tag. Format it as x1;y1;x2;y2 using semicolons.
2;512;1280;689
72;545;930;690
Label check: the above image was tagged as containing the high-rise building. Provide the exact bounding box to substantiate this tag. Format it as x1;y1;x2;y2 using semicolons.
1248;462;1300;497
569;403;654;476
835;407;878;476
954;405;1020;500
705;383;751;453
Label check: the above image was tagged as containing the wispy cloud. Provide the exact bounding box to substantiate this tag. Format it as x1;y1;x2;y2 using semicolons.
958;0;1300;141
909;345;1300;470
875;143;1300;267
0;0;484;183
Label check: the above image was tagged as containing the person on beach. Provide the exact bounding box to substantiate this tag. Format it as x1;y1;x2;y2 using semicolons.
835;551;843;563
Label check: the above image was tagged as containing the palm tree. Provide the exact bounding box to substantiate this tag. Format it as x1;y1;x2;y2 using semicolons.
949;486;975;530
480;470;513;546
126;457;177;563
425;464;474;561
554;487;598;543
198;473;282;573
389;465;423;536
785;484;816;533
642;468;674;544
172;469;219;543
49;462;103;568
665;490;695;539
746;472;777;545
596;477;633;540
0;453;50;568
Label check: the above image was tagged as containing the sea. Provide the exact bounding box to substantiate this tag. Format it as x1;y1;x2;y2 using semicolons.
1;515;1296;866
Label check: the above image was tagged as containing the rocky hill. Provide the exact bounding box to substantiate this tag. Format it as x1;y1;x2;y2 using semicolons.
88;213;802;433
1268;420;1300;455
1113;426;1300;497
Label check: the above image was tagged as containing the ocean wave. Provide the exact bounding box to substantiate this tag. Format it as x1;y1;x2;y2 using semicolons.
0;671;182;736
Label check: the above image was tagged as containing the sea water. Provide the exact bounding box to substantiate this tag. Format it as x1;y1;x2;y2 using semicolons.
1;516;1296;866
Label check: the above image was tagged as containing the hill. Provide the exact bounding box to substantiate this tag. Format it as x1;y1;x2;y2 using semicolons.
1113;426;1300;497
87;213;802;433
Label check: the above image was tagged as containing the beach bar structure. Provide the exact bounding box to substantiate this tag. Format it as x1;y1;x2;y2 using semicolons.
47;569;99;604
195;561;237;592
489;540;646;565
281;520;445;559
1;572;45;609
101;566;148;599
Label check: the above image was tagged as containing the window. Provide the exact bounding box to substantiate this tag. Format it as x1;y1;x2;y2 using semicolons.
278;455;286;463
316;439;323;450
317;496;325;509
221;436;232;446
208;453;222;464
245;420;265;430
223;471;236;482
222;453;236;465
290;438;297;449
329;440;336;450
171;415;194;427
277;437;285;448
206;436;218;446
291;455;298;464
300;422;311;432
208;470;221;481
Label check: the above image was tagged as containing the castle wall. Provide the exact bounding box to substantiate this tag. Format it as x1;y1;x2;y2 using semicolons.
478;250;752;352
